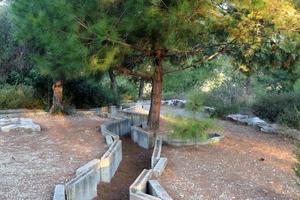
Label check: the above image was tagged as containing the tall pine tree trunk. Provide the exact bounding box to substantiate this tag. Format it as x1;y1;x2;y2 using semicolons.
148;54;163;130
50;80;64;113
138;79;144;99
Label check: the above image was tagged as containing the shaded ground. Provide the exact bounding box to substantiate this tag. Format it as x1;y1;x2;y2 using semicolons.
97;135;152;200
0;113;107;200
158;120;300;200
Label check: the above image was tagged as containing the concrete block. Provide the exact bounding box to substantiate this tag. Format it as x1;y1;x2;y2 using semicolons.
105;135;114;146
148;180;173;200
53;184;65;200
131;126;154;149
76;159;101;183
118;111;148;127
153;157;167;177
130;169;153;194
130;191;160;200
151;137;162;169
105;119;131;136
65;169;98;200
100;140;122;183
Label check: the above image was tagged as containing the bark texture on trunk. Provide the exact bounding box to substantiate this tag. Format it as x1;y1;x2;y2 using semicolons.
109;68;117;93
50;80;64;113
148;50;165;130
138;79;144;98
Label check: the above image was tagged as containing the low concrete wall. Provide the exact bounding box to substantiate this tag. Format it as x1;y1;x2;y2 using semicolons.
148;180;172;200
118;110;148;127
131;126;154;149
104;119;131;136
65;169;98;200
53;185;65;200
100;140;122;183
53;114;129;200
151;137;162;169
129;134;173;200
162;133;224;146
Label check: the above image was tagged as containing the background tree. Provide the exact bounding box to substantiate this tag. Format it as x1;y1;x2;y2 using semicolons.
11;0;88;112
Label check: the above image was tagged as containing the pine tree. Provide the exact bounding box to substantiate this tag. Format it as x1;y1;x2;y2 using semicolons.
11;0;88;112
100;0;299;129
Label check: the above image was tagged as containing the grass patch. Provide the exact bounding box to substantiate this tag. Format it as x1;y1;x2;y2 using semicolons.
168;116;217;141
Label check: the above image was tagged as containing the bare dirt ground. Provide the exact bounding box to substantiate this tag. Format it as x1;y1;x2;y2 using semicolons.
0;112;107;200
97;135;152;200
158;120;300;200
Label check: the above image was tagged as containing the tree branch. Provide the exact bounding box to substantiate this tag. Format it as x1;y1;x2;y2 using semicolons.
113;66;152;80
104;38;153;56
164;46;226;75
166;39;238;57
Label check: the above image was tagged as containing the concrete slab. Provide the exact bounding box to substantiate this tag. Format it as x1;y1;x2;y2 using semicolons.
100;140;122;183
151;137;162;169
148;180;173;200
131;126;154;149
153;157;167;177
65;169;98;200
53;184;65;200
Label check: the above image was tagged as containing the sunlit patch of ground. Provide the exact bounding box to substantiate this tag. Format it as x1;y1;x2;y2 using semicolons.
0;113;108;200
158;120;300;200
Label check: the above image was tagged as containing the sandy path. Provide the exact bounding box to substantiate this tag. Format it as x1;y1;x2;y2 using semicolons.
0;113;107;200
97;136;152;200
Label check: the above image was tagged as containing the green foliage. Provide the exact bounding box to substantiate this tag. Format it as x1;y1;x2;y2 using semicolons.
169;117;215;141
0;84;44;109
277;106;300;129
64;78;120;109
186;91;204;114
252;92;300;123
293;79;300;92
203;77;249;117
11;0;88;81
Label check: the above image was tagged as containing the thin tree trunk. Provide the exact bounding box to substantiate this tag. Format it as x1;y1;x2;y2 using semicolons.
50;80;64;113
245;75;251;96
138;79;144;98
109;68;117;93
148;55;163;130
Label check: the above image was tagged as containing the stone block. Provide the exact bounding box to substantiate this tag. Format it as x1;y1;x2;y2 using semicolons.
53;184;65;200
130;191;160;200
76;159;101;183
100;140;122;183
65;169;98;200
151;137;162;169
131;126;154;149
148;180;173;200
153;157;167;177
105;135;114;146
130;169;153;194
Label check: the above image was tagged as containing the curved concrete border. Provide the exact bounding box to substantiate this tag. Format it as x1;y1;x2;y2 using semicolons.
53;108;130;200
53;107;172;200
162;133;224;146
130;135;172;200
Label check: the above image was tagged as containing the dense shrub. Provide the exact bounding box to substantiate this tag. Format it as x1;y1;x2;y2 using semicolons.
64;78;120;108
203;78;250;117
0;84;44;109
252;92;300;123
277;106;300;129
169;116;215;141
